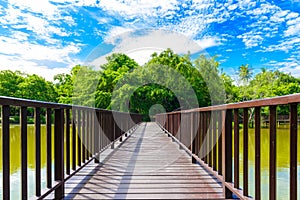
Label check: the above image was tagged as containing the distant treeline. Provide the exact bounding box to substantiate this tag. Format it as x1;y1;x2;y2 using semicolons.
1;49;300;120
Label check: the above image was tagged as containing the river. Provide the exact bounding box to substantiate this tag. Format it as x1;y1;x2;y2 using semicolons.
0;124;299;199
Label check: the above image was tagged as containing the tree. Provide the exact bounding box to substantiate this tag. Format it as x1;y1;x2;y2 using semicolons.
111;49;218;120
238;64;252;86
0;70;24;97
220;73;239;103
17;74;57;102
194;55;226;105
96;53;139;109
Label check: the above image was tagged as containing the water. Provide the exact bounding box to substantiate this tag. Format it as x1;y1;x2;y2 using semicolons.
0;124;299;199
240;125;300;199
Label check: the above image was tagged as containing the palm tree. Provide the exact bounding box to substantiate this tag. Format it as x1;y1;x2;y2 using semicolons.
238;64;252;86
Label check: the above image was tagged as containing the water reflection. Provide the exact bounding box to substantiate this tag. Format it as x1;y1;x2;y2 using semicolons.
0;125;299;199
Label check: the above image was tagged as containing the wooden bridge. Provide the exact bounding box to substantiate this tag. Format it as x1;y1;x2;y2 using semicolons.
1;94;300;199
62;122;223;199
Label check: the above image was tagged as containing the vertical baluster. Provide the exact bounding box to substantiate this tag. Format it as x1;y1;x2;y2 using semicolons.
95;110;100;163
212;111;217;171
198;112;202;158
89;110;92;158
2;105;10;200
208;112;212;167
191;112;196;163
86;110;90;158
82;110;86;162
223;109;233;198
234;108;239;189
77;110;81;166
255;107;261;200
21;106;28;200
204;112;208;163
66;109;70;175
218;110;222;175
120;118;123;142
72;109;76;171
54;108;64;199
100;112;103;150
35;107;41;197
290;103;297;200
196;112;200;158
90;110;94;157
269;105;277;200
243;108;249;196
201;112;204;161
46;108;52;188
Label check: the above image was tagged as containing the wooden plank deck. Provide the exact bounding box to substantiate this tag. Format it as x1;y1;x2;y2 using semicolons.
62;122;224;199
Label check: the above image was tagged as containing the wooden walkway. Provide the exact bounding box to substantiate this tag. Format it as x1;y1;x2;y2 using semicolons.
62;122;224;199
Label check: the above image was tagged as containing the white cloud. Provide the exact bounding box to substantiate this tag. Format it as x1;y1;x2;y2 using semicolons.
0;36;81;62
195;37;221;49
261;37;300;53
237;32;264;48
7;0;59;17
89;29;219;68
97;0;179;20
284;23;300;37
127;48;164;65
277;64;300;77
286;12;299;19
0;54;76;81
0;0;82;80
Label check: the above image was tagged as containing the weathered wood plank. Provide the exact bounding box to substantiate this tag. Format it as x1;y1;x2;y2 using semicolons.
64;122;224;199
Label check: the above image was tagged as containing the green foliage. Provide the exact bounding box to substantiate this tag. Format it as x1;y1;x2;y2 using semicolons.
17;74;57;102
111;49;221;120
193;55;226;105
220;73;239;103
0;70;57;102
96;53;139;109
1;49;300;121
0;70;24;97
146;49;210;107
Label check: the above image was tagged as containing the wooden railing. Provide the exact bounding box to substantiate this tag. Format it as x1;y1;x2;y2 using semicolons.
156;93;300;200
0;96;142;200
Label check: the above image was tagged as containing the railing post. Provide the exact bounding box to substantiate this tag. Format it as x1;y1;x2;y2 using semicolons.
66;109;70;175
111;115;115;149
77;109;81;166
233;109;239;189
95;110;100;163
217;111;222;175
54;108;64;199
243;108;249;196
2;105;10;200
255;107;261;200
191;112;197;163
82;109;86;163
72;109;77;171
222;109;233;198
35;107;41;197
290;103;297;200
269;105;277;200
21;106;28;200
212;111;217;171
46;108;52;189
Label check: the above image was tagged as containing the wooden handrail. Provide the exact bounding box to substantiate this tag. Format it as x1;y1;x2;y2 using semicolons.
157;93;300;115
156;93;300;200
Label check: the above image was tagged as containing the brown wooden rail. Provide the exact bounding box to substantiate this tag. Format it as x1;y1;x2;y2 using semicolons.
0;96;142;200
156;93;300;200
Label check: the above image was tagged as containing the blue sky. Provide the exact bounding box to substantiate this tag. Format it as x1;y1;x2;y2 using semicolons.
0;0;299;81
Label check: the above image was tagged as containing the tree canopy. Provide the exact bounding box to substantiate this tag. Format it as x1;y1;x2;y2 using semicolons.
1;49;300;120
